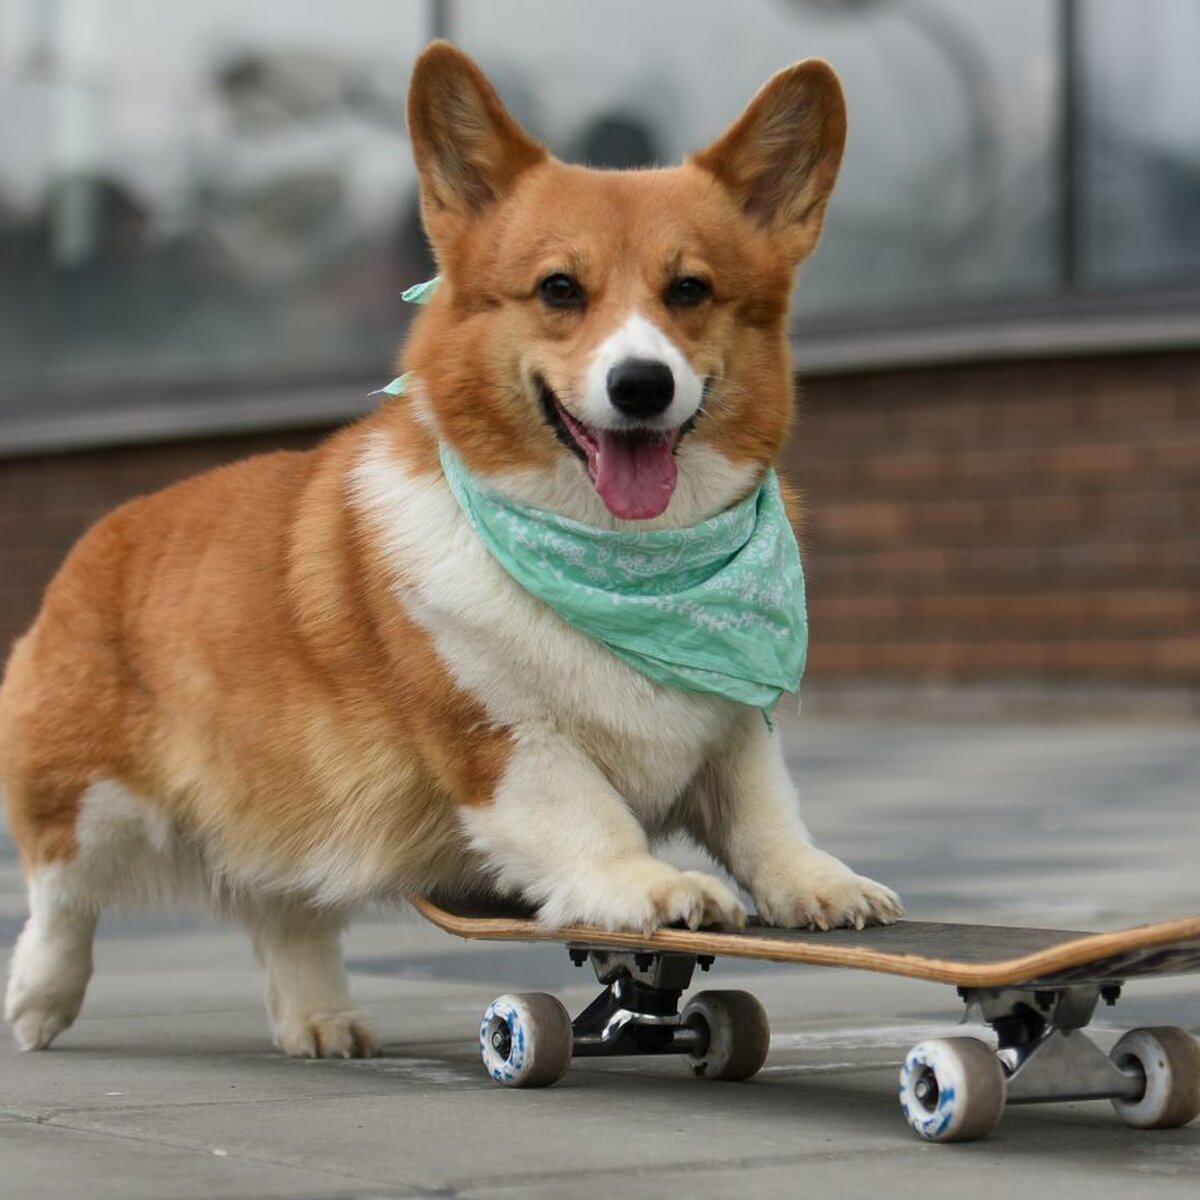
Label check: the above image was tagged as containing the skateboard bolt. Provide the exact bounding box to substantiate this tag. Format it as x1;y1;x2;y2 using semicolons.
913;1071;939;1107
491;1027;512;1058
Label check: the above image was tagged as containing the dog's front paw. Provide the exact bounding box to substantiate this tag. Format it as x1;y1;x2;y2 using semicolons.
542;858;746;935
273;1011;378;1059
751;847;903;931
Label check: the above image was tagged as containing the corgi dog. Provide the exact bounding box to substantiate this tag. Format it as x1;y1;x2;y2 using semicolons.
1;43;901;1059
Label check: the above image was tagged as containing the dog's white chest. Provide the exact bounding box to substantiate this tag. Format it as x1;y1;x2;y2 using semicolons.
352;439;737;815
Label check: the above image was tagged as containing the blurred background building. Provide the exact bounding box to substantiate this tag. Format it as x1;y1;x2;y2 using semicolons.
0;0;1197;711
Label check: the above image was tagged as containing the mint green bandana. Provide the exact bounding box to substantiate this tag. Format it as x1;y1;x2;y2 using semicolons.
438;444;807;718
401;276;441;305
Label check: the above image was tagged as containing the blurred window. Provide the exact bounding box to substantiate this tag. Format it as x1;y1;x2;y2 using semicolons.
0;0;1197;443
1078;0;1200;289
0;0;429;412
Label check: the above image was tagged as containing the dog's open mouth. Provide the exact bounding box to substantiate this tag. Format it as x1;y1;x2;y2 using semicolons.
539;382;682;521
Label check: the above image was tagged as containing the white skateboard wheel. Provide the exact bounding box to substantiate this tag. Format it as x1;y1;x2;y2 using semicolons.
479;992;573;1087
899;1037;1006;1142
1109;1026;1200;1129
680;990;770;1081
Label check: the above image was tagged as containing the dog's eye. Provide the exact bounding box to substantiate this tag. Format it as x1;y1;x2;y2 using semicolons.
665;276;712;308
538;273;586;310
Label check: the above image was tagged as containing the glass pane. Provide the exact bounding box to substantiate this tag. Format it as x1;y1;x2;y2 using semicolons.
1078;0;1200;288
0;0;430;399
452;0;1062;319
3;0;1197;419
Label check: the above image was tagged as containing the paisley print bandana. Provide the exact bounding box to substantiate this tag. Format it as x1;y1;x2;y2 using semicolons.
437;443;808;720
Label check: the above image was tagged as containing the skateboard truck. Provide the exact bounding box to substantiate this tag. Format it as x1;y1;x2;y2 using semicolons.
965;984;1144;1104
569;949;708;1059
899;981;1200;1141
478;946;771;1088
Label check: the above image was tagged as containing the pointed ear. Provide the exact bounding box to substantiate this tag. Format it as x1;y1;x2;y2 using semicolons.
407;42;547;247
691;59;846;263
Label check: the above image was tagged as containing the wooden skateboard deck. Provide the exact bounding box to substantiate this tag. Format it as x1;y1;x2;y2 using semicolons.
412;896;1200;989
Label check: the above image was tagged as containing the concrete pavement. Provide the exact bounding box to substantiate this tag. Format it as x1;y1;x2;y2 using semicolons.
2;714;1199;1198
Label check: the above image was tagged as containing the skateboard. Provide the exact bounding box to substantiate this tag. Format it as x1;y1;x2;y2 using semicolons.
413;896;1200;1142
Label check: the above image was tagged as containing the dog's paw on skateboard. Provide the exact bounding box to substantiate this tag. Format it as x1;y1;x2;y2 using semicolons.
752;847;904;931
541;859;746;936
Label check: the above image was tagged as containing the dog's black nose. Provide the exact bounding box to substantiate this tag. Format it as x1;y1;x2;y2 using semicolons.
607;359;675;418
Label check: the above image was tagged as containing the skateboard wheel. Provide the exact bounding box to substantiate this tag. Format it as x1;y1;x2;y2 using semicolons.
680;990;770;1082
899;1038;1006;1142
1109;1027;1200;1129
479;992;573;1088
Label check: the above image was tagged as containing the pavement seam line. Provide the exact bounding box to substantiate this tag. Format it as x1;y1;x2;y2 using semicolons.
2;1109;433;1191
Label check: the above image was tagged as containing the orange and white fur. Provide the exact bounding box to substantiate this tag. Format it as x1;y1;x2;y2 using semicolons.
1;44;900;1059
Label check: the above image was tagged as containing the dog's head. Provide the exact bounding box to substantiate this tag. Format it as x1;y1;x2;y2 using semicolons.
401;42;845;527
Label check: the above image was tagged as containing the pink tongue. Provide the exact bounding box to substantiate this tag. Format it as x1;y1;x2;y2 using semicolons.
593;431;678;520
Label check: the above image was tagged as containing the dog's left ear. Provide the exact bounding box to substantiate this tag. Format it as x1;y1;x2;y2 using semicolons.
408;42;547;250
692;60;846;263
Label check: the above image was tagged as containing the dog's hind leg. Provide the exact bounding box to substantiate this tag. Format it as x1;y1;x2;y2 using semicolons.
4;775;207;1051
242;901;377;1059
5;867;98;1051
4;769;105;1052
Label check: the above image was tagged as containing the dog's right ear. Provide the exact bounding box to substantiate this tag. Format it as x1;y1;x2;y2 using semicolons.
408;42;546;249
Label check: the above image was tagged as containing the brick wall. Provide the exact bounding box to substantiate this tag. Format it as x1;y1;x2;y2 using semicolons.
1;349;1198;688
0;431;320;655
788;351;1200;685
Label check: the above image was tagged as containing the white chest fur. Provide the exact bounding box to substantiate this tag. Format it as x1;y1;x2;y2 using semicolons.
350;435;739;820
